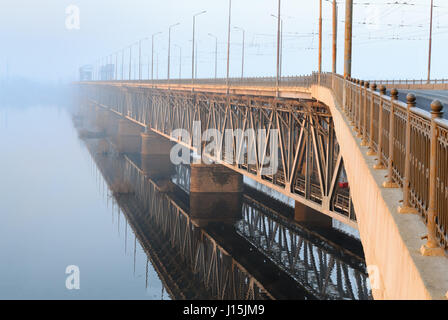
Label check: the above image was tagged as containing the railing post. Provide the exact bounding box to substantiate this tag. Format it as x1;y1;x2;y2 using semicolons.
383;88;399;188
361;81;369;145
367;83;377;155
421;100;445;256
356;80;364;136
374;85;386;169
398;93;418;214
350;79;357;125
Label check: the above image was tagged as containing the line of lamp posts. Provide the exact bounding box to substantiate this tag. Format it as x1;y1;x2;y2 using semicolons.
93;0;289;88
95;13;248;82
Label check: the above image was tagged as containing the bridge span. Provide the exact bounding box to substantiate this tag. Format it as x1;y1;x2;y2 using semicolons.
78;72;448;300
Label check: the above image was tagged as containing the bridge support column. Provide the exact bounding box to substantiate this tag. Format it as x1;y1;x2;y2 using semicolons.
117;119;143;154
140;131;175;181
95;107;117;136
294;201;332;228
189;164;243;226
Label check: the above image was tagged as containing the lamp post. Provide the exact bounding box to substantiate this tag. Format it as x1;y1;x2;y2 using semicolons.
271;14;283;80
115;51;118;80
319;0;322;74
147;55;151;80
121;48;125;80
428;0;434;83
234;26;245;79
174;45;182;79
192;10;207;85
138;38;148;81
275;0;281;96
344;0;353;78
128;44;133;80
332;0;337;74
151;32;162;81
208;33;218;79
168;23;180;83
226;0;232;93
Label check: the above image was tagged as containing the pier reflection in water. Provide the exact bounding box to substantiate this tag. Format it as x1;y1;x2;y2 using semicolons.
77;110;372;300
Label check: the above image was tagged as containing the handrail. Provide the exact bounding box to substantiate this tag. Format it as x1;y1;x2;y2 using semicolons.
315;72;447;254
367;78;448;85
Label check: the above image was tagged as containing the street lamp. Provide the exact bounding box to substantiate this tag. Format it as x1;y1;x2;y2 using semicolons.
233;26;245;79
151;32;162;81
208;33;218;79
138;37;148;81
147;55;151;80
174;45;182;79
322;0;338;74
319;0;322;74
275;0;281;96
128;44;134;80
428;0;434;82
192;10;207;85
168;23;180;83
121;48;125;80
271;14;283;79
115;51;118;80
226;0;232;93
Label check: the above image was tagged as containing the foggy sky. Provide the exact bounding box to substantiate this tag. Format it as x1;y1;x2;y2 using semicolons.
0;0;446;84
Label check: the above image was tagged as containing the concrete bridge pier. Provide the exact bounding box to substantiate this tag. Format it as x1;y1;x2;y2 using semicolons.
189;163;243;226
116;119;143;154
101;109;119;137
95;106;109;132
140;130;175;188
294;201;333;228
86;103;99;128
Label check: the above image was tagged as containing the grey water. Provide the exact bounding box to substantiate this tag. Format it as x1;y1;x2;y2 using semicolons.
0;104;168;299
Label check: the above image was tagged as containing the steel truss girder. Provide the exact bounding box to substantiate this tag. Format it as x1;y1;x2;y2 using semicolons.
81;84;356;225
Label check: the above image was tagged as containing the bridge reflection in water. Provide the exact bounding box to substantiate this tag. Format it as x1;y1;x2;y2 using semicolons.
79;124;371;300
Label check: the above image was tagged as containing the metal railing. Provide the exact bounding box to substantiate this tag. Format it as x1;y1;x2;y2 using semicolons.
91;75;314;88
315;72;448;252
367;79;448;85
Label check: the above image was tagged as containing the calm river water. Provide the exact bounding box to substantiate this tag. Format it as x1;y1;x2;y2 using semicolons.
0;105;168;299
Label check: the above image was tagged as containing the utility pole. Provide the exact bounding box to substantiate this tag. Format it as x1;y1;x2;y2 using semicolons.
156;53;159;79
147;55;151;80
174;45;182;79
271;15;283;79
319;0;322;74
344;0;353;78
275;0;281;96
280;19;283;78
332;0;337;74
208;33;218;79
428;0;434;83
151;32;162;81
179;47;182;79
115;52;118;80
234;27;245;79
192;11;207;85
129;45;132;80
168;23;180;83
195;42;198;79
139;40;142;81
121;48;125;80
226;0;232;93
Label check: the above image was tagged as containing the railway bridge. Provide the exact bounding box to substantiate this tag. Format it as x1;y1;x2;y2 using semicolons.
78;72;448;299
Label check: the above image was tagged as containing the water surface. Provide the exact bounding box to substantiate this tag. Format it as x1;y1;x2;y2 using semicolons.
0;105;167;299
